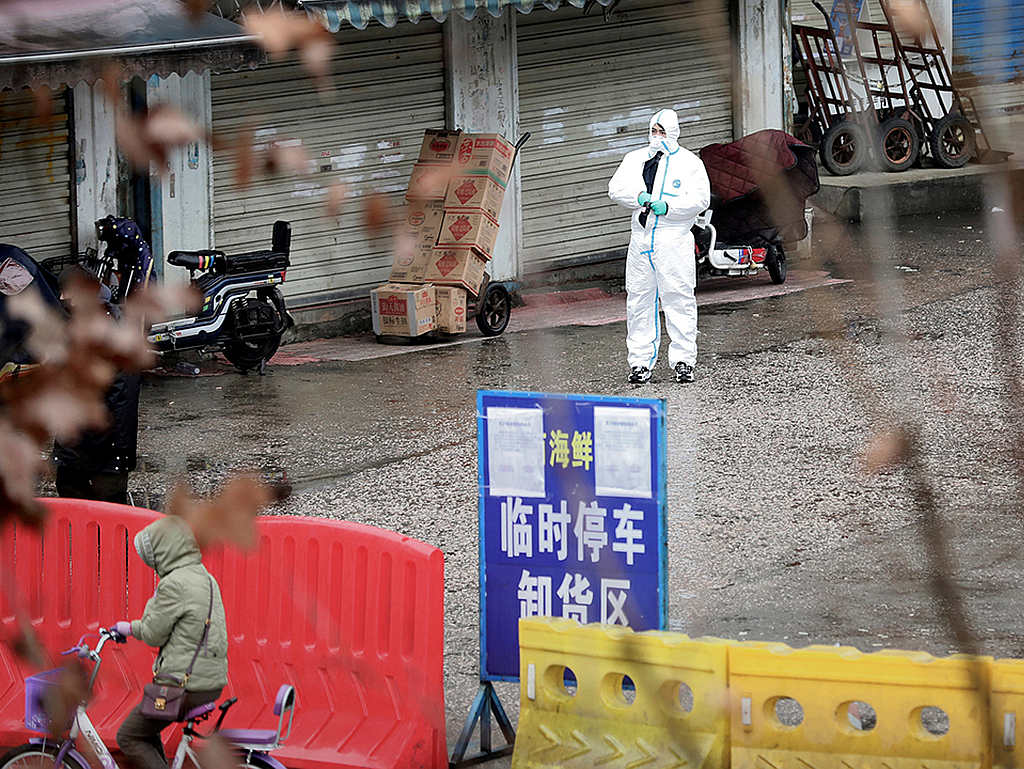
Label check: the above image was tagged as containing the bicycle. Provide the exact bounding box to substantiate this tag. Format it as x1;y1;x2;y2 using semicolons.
0;627;296;769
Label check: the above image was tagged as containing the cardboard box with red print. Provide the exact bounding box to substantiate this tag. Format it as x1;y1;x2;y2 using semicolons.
417;129;462;164
443;174;506;221
453;133;515;182
436;211;499;259
370;283;436;337
434;286;467;333
424;248;487;294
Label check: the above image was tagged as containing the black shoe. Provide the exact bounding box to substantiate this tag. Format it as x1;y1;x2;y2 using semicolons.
674;362;695;383
628;366;652;384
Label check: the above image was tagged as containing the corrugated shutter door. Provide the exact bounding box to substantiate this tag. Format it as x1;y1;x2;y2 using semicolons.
517;0;734;275
211;21;444;307
953;0;1024;116
0;88;72;261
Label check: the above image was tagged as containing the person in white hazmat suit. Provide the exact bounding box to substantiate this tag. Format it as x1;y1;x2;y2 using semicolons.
608;109;710;384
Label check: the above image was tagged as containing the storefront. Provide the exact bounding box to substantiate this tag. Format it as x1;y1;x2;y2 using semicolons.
516;0;735;276
210;20;445;307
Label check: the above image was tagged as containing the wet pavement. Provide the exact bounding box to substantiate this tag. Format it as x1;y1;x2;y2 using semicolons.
93;206;1024;755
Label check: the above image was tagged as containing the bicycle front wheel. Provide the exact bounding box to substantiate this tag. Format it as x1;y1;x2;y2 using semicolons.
0;743;89;769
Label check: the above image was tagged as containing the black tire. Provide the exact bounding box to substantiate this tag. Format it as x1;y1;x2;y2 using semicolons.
766;243;787;284
876;116;920;172
820;121;867;176
476;283;511;337
223;297;283;372
929;113;975;169
0;743;90;769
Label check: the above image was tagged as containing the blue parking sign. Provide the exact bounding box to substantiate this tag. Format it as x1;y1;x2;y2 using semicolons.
477;390;668;681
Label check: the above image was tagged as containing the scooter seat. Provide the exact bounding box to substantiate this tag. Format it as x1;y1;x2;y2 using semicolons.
221;250;289;275
168;250;224;269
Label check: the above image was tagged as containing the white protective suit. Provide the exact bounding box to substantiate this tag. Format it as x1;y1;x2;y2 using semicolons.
608;109;711;370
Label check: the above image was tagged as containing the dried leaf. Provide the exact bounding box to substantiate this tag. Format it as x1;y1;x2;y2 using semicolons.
242;8;334;85
100;65;122;106
864;428;910;473
196;735;236;769
8;617;48;669
325;183;347;217
265;142;309;176
0;420;47;525
363;194;392;236
183;0;209;23
6;289;68;365
32;86;53;126
233;129;255;188
169;476;279;550
117;106;202;172
406;164;454;203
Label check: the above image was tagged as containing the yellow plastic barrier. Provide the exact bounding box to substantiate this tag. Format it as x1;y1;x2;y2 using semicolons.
729;641;992;769
991;658;1024;769
512;617;732;769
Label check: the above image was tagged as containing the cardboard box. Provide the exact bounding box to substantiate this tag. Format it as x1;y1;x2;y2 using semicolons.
454;133;515;183
390;200;444;282
444;174;507;221
437;211;500;259
424;247;488;294
370;283;436;337
435;286;467;334
406;162;452;201
418;129;462;164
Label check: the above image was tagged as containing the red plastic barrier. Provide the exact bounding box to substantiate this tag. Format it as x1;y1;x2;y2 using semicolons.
0;499;447;769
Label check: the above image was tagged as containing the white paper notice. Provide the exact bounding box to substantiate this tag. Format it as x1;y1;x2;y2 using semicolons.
593;406;652;498
486;406;546;498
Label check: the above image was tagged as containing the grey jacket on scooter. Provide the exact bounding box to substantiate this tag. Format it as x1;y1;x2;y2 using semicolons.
131;516;229;691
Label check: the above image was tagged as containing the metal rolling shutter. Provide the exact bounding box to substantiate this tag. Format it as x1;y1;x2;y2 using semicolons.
953;0;1024;117
517;0;734;275
0;88;72;261
210;21;444;307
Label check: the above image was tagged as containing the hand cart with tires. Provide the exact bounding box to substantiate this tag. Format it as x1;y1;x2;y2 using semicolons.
793;2;878;175
375;133;529;345
874;0;1004;167
835;0;923;171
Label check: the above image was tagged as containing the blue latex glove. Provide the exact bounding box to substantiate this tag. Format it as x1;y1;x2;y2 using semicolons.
115;621;133;638
637;192;652;206
650;200;668;216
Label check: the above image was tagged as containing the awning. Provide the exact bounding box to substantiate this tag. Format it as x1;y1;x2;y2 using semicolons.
0;0;265;91
300;0;614;31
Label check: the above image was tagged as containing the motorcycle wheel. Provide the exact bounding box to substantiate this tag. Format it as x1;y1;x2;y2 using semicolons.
223;296;283;372
476;283;512;337
766;243;787;285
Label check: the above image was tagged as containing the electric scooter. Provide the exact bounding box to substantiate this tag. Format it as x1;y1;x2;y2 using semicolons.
94;217;294;372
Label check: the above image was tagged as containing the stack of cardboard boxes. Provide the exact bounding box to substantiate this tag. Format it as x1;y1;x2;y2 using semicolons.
371;129;515;338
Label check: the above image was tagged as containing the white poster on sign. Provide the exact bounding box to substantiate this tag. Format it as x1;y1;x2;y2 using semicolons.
593;406;651;498
487;406;546;498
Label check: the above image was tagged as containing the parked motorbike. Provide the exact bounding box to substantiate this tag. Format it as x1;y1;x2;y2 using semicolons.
691;209;786;284
95;217;295;373
693;129;821;286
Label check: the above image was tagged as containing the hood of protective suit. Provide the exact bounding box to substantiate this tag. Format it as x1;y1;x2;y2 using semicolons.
134;516;202;578
648;108;681;156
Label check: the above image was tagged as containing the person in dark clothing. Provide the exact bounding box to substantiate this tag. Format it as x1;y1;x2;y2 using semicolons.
53;371;141;504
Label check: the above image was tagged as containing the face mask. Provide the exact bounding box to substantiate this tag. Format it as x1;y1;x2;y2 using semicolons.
649;134;666;152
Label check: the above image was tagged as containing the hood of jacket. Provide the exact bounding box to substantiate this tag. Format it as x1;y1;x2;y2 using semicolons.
134;516;202;578
648;108;681;157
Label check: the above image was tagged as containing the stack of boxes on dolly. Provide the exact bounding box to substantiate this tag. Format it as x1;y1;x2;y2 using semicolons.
370;129;515;338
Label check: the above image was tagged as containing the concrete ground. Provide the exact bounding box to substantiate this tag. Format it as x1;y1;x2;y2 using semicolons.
83;203;1024;760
